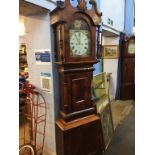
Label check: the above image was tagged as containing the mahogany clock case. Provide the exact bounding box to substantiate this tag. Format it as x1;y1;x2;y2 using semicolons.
50;1;103;155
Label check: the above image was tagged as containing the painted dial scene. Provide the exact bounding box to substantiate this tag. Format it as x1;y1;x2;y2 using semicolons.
69;19;90;56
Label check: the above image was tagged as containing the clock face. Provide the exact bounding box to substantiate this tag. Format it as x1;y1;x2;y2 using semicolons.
128;42;135;54
70;30;89;56
69;19;90;57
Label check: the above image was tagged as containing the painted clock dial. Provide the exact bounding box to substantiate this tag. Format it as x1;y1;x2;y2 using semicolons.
69;19;90;56
128;41;135;54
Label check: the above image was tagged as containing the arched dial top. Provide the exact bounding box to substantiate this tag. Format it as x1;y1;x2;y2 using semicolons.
69;19;91;57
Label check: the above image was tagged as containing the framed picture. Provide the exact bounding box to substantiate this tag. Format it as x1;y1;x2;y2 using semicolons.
103;45;119;59
98;103;114;151
94;95;114;151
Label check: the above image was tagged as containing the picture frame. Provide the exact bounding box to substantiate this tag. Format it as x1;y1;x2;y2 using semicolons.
100;103;114;151
95;97;114;151
103;45;119;59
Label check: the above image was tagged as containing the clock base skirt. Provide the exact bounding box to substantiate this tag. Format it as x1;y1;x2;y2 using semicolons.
55;114;103;155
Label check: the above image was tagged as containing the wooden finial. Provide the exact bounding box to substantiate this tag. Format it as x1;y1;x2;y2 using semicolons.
77;0;87;11
89;0;102;16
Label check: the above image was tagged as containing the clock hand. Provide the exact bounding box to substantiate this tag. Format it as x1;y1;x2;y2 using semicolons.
79;32;81;44
75;33;80;44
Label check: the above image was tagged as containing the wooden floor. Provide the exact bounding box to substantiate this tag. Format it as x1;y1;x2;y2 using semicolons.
102;104;135;155
110;100;134;129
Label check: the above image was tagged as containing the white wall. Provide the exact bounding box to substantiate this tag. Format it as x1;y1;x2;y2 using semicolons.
99;0;125;99
25;0;57;11
19;14;56;155
103;37;119;99
101;0;125;31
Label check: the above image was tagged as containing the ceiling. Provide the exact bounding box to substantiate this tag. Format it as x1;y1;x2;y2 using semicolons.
102;29;120;37
19;0;49;16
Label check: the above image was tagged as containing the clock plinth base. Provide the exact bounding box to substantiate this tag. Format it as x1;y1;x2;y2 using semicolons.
55;114;103;155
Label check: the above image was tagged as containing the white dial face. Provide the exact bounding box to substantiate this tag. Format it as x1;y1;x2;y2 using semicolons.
128;43;135;54
70;30;89;56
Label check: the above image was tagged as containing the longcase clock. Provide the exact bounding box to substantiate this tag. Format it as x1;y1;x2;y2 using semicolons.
50;0;103;155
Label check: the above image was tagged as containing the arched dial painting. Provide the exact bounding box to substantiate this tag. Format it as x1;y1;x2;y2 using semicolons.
69;19;91;56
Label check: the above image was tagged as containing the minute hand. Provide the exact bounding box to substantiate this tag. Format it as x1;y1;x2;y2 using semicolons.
79;32;81;44
75;33;80;44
